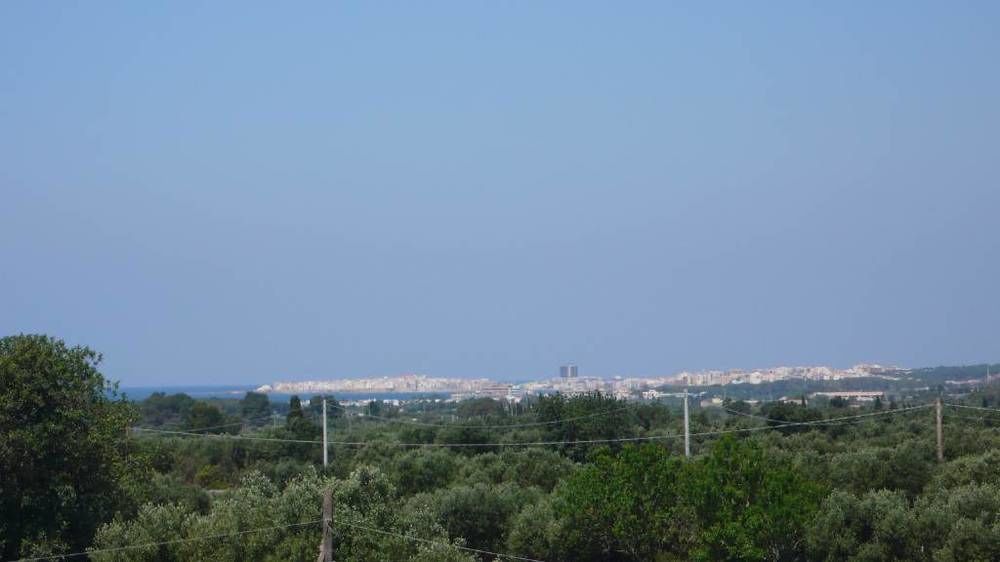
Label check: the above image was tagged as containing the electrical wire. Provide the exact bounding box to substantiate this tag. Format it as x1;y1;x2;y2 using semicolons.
133;403;636;435
721;407;785;423
943;410;1000;423
134;413;283;434
944;403;1000;414
335;520;545;562
131;428;329;444
341;402;636;429
131;404;932;449
9;520;322;562
721;405;927;428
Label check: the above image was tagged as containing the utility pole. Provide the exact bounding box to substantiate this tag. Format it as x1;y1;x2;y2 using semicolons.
317;488;333;562
936;396;944;462
322;398;329;468
683;388;691;458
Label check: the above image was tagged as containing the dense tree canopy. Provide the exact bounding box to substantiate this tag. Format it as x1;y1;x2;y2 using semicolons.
183;402;228;432
240;392;271;423
0;335;140;560
7;334;1000;561
139;392;195;426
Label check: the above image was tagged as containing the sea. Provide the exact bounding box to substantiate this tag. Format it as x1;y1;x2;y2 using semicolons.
118;385;449;403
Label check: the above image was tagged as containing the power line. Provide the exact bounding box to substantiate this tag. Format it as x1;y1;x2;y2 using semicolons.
719;405;909;428
131;404;931;449
331;401;636;429
944;413;1000;422
131;427;329;444
944;402;1000;414
132;403;636;435
137;413;282;434
9;520;322;562
180;413;279;433
721;407;784;423
133;402;641;437
335;520;545;562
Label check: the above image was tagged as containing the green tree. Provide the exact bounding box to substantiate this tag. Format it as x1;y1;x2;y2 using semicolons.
139;392;195;426
828;440;933;497
365;399;385;417
723;398;753;415
540;439;825;561
391;449;460;496
552;444;688;560
537;392;635;459
184;401;227;432
287;395;304;422
408;482;531;554
456;397;506;419
308;395;341;419
806;489;919;561
682;437;826;561
757;401;825;436
916;484;1000;562
284;395;318;444
0;335;139;560
240;392;271;424
506;497;564;562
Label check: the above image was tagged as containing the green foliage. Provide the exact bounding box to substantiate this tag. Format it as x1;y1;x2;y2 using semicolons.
408;482;534;553
506;496;564;561
828;439;934;496
93;468;475;561
0;334;141;560
287;395;304;421
240;392;271;423
308;394;341;419
456;397;507;418
283;395;319;442
806;489;917;561
723;398;752;414
464;448;576;492
916;484;1000;562
139;392;196;426
194;464;230;489
184;401;230;432
760;401;824;432
537;392;636;458
11;338;1000;562
928;449;1000;490
806;484;1000;561
552;444;688;560
537;439;826;561
365;399;385;417
391;448;460;495
683;437;826;561
128;473;210;514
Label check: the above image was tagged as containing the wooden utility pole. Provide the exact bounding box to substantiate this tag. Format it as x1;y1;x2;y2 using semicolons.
936;397;944;462
322;398;329;467
683;388;691;458
317;489;333;562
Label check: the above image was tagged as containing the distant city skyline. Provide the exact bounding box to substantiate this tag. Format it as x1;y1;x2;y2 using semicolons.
2;2;998;386
135;361;927;387
251;363;957;403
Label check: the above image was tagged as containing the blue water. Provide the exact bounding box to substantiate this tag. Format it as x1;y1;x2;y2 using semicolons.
119;385;448;403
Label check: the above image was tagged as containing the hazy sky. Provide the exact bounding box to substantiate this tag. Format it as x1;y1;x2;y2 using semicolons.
2;2;998;386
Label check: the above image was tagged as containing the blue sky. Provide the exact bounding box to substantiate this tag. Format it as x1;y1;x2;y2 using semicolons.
2;1;998;385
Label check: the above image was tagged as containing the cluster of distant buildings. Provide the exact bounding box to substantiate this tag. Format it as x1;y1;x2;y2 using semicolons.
672;364;902;386
257;374;493;395
256;363;908;403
